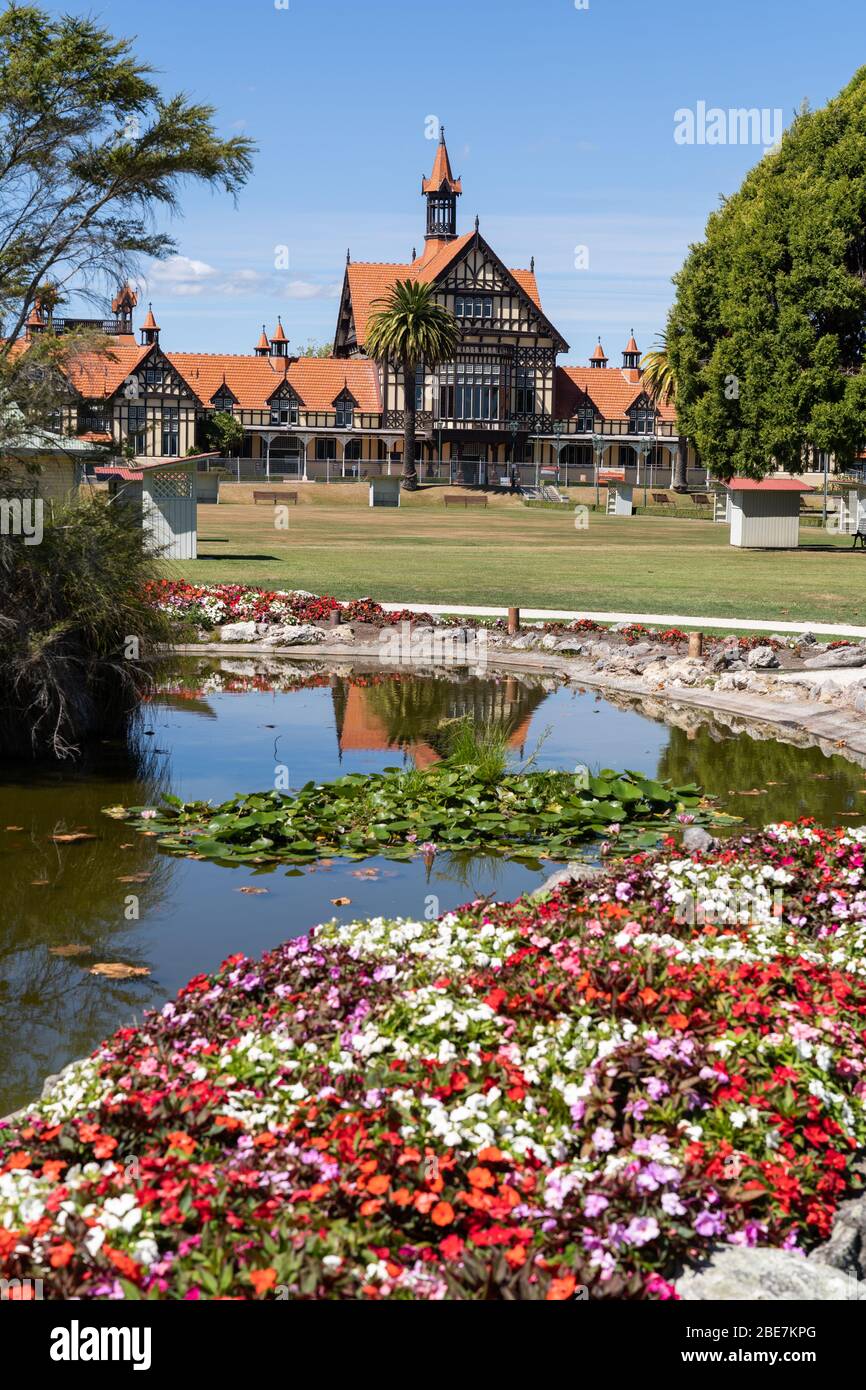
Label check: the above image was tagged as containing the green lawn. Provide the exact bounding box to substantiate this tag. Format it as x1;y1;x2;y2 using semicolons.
165;502;866;627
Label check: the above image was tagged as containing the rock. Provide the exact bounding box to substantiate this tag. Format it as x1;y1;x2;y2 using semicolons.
746;646;780;670
804;647;866;670
799;631;818;645
682;826;718;854
261;624;324;647
323;625;357;645
810;1194;866;1278
510;633;541;650
676;1247;866;1301
219;621;258;643
531;862;605;899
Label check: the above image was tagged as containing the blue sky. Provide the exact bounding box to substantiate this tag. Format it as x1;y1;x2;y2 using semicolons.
52;0;866;361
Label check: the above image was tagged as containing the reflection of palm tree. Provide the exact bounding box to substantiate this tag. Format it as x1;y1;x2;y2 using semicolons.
344;675;548;762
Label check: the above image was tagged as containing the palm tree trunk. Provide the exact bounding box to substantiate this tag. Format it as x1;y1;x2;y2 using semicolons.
672;437;688;492
402;353;418;491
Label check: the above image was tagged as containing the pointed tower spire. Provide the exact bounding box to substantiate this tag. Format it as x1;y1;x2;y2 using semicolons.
422;126;462;242
622;331;641;371
255;324;270;356
270;316;288;357
141;303;160;346
590;338;608;369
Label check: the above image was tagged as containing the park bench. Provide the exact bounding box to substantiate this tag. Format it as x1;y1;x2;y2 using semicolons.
852;517;866;549
253;490;298;505
443;493;488;509
690;493;711;507
651;492;672;506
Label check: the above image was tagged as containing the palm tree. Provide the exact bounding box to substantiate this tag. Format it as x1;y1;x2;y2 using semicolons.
640;331;688;492
640;332;675;406
365;280;459;491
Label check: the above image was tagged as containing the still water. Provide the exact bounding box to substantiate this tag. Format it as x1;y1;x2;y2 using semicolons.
2;658;864;1115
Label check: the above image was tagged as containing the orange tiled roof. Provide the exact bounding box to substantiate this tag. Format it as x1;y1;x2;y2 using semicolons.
64;342;151;398
556;366;676;425
422;131;462;195
166;352;382;412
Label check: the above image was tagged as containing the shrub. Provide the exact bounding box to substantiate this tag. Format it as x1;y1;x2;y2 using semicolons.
0;498;173;760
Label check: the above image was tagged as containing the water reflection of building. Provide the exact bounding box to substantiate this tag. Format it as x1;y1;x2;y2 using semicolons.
331;675;545;766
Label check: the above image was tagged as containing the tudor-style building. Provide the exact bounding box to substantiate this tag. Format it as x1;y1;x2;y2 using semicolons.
18;131;693;486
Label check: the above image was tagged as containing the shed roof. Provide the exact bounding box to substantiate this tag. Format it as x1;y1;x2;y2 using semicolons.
726;478;812;493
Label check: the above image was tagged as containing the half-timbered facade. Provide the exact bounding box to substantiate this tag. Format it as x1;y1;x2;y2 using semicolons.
17;130;693;485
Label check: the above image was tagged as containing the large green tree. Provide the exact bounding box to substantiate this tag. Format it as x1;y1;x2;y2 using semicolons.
365;280;459;490
0;3;254;450
667;71;866;479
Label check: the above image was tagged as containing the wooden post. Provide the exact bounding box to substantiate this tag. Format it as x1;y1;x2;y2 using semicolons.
508;606;520;636
688;631;704;658
329;609;341;628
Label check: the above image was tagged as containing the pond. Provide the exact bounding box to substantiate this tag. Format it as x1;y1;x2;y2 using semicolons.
2;655;865;1117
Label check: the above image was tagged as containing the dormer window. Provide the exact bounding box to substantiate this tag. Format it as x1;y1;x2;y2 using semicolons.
574;399;595;432
213;391;235;415
629;399;657;434
334;395;355;428
269;391;299;426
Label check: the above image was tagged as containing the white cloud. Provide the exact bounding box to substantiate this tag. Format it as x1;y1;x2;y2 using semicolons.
146;255;218;296
143;257;340;303
283;280;341;300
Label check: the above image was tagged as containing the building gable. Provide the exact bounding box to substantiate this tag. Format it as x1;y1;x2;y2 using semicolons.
429;234;568;351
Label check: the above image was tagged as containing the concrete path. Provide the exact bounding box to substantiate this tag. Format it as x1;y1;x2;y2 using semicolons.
377;602;866;640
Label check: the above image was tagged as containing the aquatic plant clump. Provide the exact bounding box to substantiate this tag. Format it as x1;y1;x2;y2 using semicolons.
105;764;720;866
2;822;866;1300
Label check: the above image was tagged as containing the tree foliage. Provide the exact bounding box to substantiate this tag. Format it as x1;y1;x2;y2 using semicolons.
667;70;866;479
201;410;244;457
0;497;174;760
0;4;255;454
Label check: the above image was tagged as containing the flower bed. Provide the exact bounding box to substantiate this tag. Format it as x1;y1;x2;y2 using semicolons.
144;581;429;631
2;822;865;1300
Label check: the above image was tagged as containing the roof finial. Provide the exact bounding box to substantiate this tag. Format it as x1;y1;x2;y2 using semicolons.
346;248;351;266
439;124;446;144
474;214;480;233
412;247;417;261
530;256;535;273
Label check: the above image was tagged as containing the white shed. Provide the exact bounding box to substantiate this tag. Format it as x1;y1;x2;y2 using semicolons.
369;476;401;508
600;471;634;517
94;453;219;557
726;478;812;549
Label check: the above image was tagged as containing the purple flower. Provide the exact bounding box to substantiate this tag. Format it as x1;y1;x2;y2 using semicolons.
625;1216;659;1247
694;1210;726;1238
584;1194;609;1218
592;1126;616;1153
